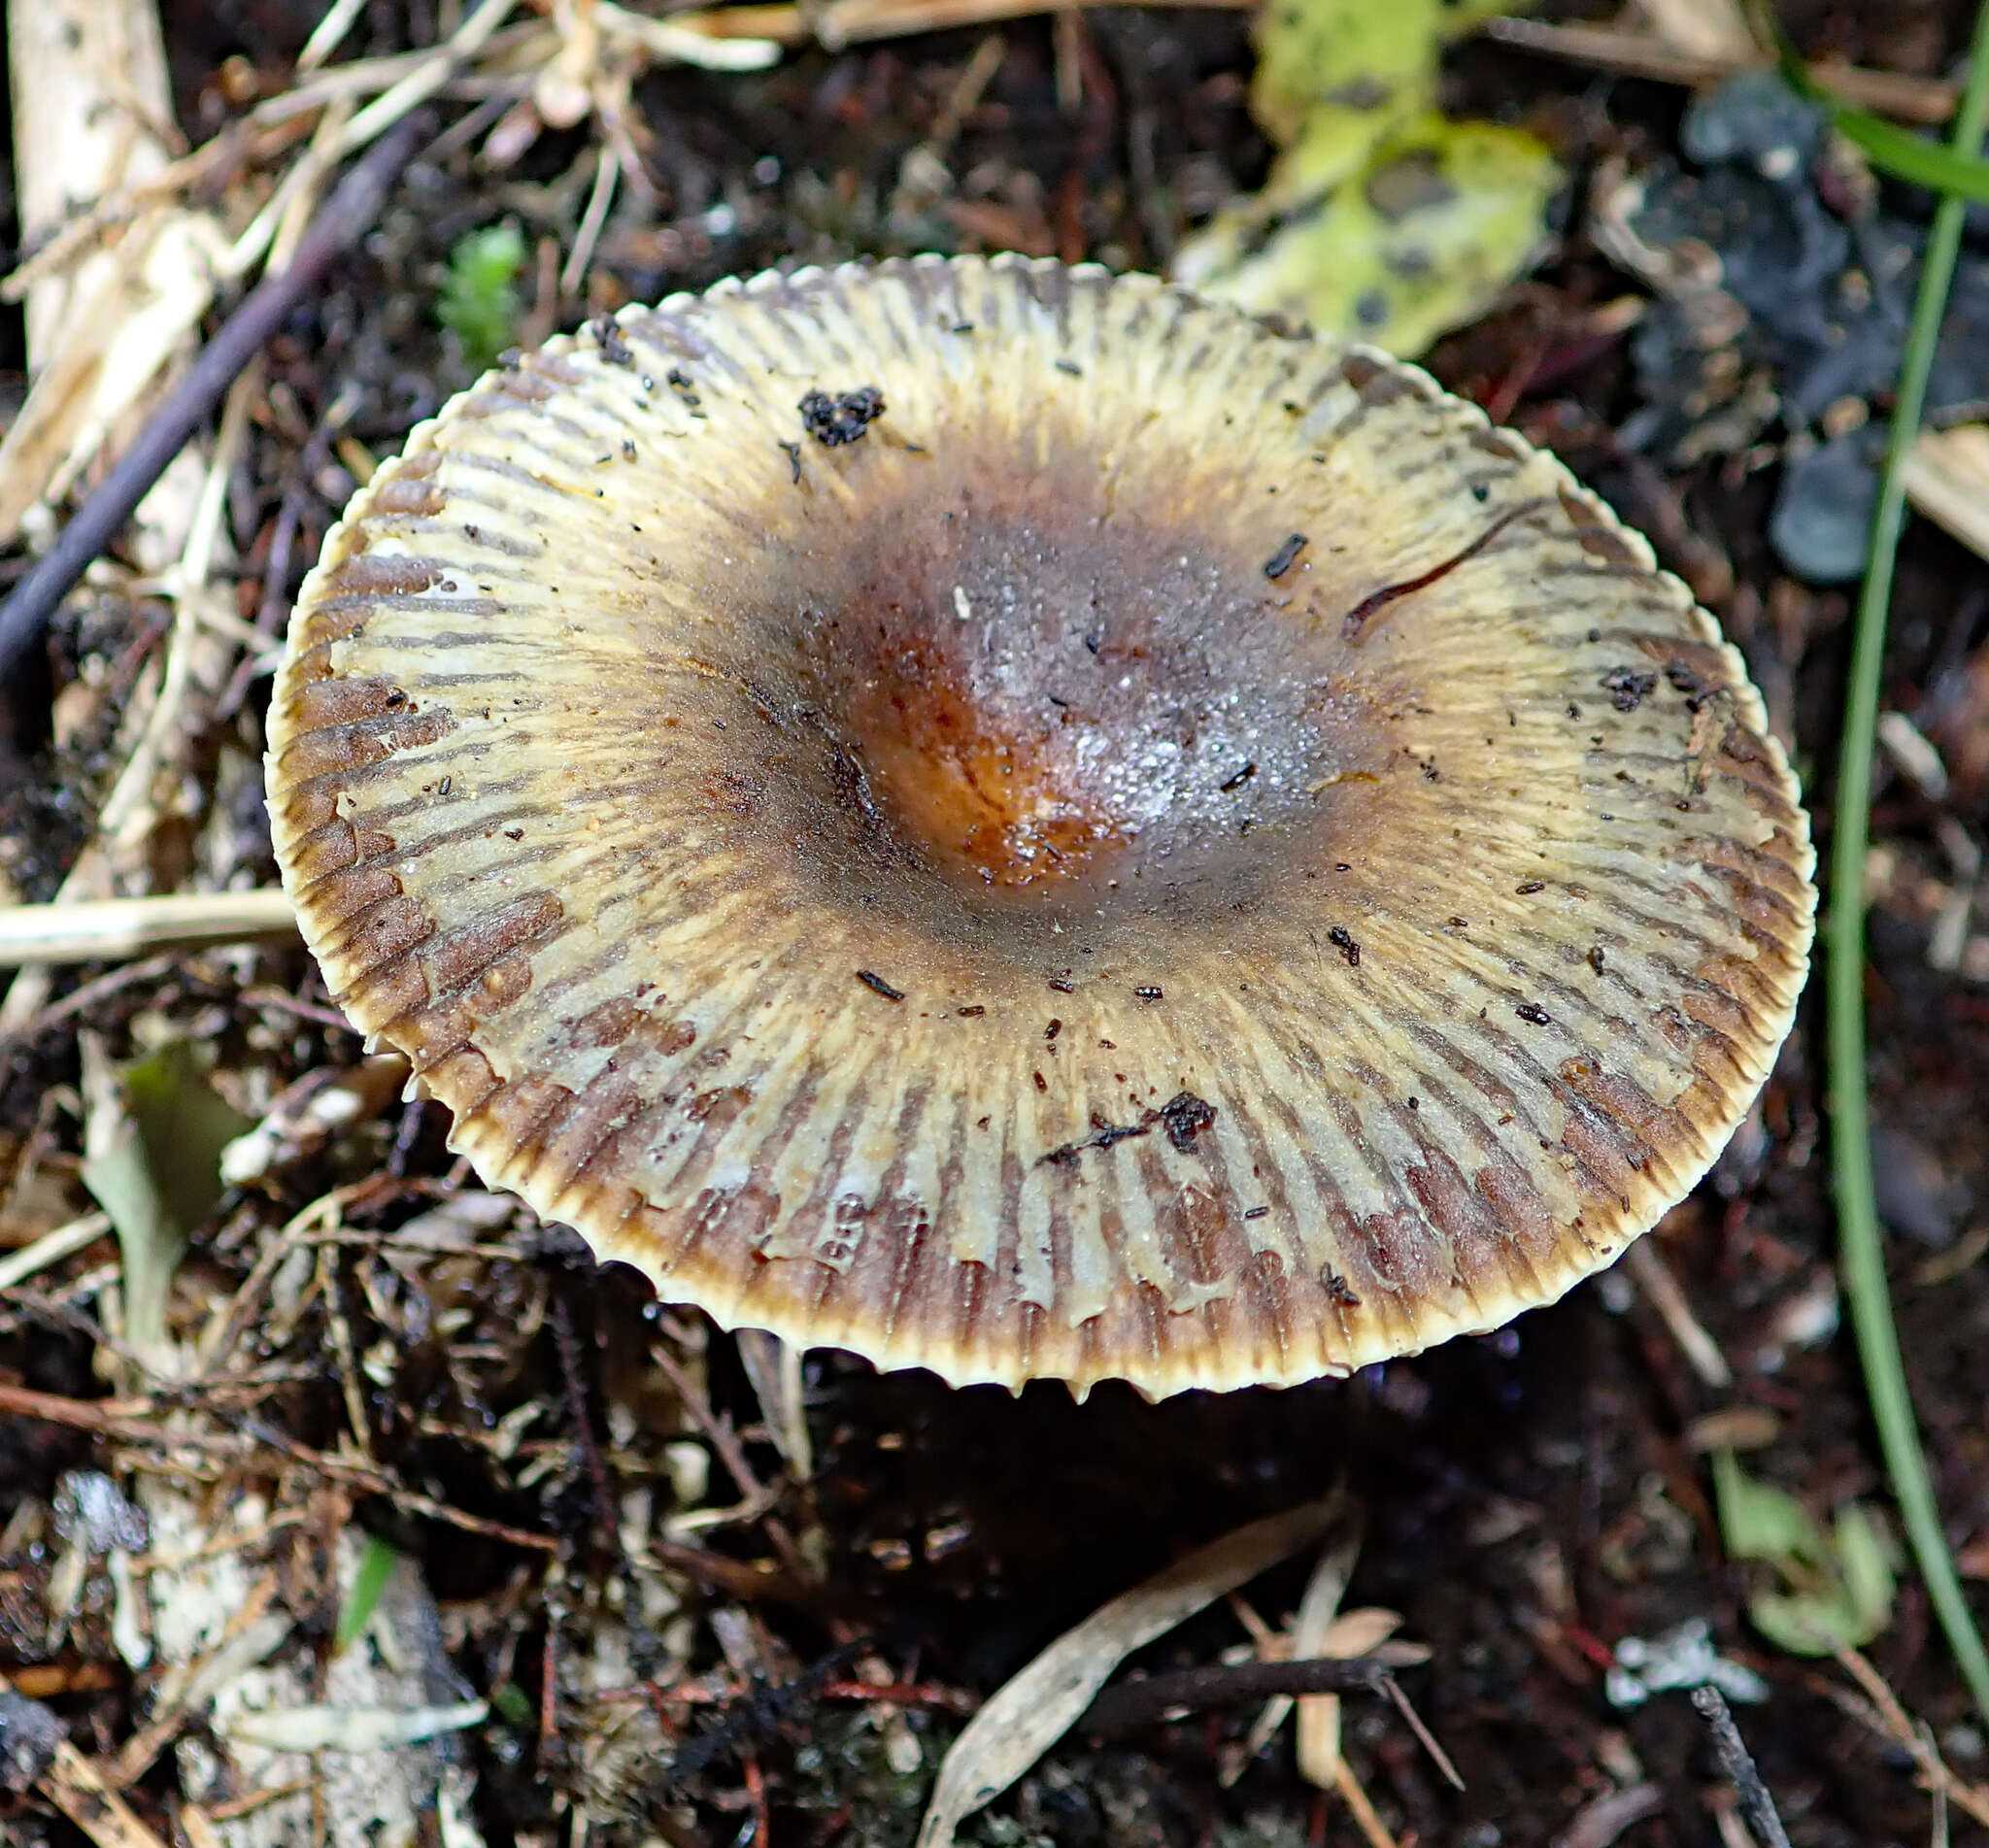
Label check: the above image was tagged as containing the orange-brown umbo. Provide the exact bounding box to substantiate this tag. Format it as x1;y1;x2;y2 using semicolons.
266;255;1814;1395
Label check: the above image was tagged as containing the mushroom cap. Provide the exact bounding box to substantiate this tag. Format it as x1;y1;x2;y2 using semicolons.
266;255;1814;1396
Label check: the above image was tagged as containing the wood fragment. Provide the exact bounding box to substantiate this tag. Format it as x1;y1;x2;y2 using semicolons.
1691;1685;1792;1848
1077;1656;1392;1736
1903;426;1989;567
0;1673;172;1848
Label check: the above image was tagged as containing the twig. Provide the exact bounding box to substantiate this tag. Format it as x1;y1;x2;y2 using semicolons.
1380;1674;1465;1792
0;1212;111;1292
298;0;370;71
644;1540;851;1615
1826;0;1989;1727
1690;1686;1791;1848
1624;1237;1732;1389
0;1379;557;1552
1332;1755;1399;1848
554;1295;621;1542
233;1413;560;1551
559;142;622;298
1480;16;1958;122
1077;1657;1392;1737
0;110;431;683
815;1678;981;1715
334;0;515;162
650;1334;809;1576
679;0;1251;47
1818;1640;1989;1829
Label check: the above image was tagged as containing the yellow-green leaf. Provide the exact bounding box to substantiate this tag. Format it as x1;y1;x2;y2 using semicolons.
1249;0;1513;143
1173;114;1559;357
82;1038;253;1352
1710;1449;1898;1657
1249;0;1440;147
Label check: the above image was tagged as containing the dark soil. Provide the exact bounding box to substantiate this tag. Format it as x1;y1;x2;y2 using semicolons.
5;3;1989;1845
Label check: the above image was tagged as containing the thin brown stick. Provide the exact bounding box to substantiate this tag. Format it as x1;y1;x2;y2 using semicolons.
677;0;1250;45
1624;1237;1732;1389
17;953;179;1038
1381;1674;1465;1792
232;1413;560;1552
647;1540;844;1612
1078;1657;1393;1737
650;1336;809;1576
0;110;430;681
1481;16;1958;122
0;1379;557;1552
1819;1642;1989;1828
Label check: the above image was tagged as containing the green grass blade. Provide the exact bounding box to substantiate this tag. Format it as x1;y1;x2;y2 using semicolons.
1829;110;1989;202
335;1532;401;1655
1827;0;1989;1726
1757;0;1989;199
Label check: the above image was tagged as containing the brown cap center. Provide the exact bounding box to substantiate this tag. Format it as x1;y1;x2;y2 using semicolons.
764;445;1376;903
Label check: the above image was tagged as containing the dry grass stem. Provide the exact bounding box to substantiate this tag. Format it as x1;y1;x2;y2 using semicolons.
1823;1641;1989;1829
1624;1237;1734;1389
1482;16;1960;121
0;1212;113;1291
0;890;299;969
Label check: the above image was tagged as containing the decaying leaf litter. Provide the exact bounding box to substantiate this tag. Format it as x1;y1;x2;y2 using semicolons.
4;0;1989;1843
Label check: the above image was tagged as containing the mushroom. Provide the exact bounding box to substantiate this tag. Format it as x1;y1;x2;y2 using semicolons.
265;255;1814;1396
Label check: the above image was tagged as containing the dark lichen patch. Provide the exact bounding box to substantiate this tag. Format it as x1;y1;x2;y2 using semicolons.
1323;1266;1362;1306
590;315;634;366
799;386;885;447
1666;657;1714;709
1264;532;1308;579
1157;1090;1216;1152
1601;666;1659;712
1044;1089;1215;1165
1043;1115;1153;1166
